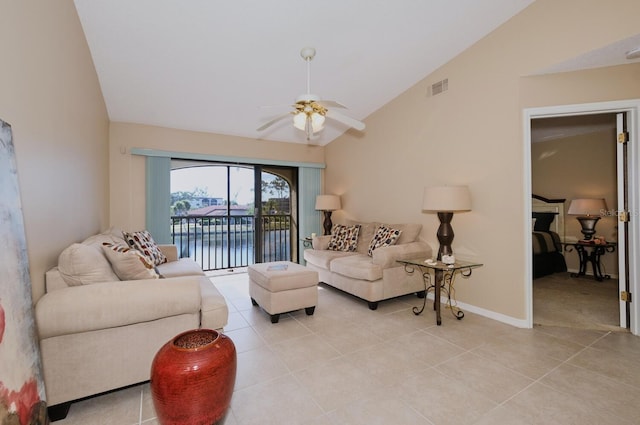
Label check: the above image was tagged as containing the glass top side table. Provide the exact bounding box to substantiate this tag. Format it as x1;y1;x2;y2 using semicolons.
397;258;483;325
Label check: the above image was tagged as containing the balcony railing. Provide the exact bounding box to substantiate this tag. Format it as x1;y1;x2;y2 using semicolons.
170;214;292;271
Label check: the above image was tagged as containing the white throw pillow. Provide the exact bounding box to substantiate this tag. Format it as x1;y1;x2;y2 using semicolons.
58;243;120;286
102;243;159;280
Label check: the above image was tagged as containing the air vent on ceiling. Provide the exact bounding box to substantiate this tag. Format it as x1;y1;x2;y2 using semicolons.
428;78;448;97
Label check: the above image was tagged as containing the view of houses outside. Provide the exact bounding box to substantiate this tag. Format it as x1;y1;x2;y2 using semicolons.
171;165;290;215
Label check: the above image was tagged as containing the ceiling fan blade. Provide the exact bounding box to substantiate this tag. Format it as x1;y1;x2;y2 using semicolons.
317;100;347;109
325;109;365;131
256;113;291;132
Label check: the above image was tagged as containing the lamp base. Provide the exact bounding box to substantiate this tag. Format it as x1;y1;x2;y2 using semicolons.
576;216;600;240
436;212;454;261
322;211;333;235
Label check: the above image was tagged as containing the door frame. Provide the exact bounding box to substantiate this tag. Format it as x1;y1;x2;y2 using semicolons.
523;99;640;336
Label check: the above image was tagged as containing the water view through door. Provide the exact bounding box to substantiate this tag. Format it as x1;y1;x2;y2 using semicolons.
169;162;295;271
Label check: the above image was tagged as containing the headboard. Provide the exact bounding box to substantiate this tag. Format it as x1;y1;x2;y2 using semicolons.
532;194;566;241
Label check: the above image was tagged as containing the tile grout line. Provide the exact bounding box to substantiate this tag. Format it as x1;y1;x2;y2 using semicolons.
492;330;613;411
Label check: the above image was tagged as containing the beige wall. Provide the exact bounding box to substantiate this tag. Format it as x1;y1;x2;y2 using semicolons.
0;1;109;302
325;0;640;322
109;122;325;231
532;129;619;275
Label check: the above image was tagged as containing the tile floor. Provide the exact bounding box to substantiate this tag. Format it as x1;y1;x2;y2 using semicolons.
55;271;640;425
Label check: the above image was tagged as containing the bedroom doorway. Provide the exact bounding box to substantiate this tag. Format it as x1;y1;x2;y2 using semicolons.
525;100;640;335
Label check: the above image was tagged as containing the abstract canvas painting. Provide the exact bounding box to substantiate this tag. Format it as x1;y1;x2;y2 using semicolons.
0;119;47;424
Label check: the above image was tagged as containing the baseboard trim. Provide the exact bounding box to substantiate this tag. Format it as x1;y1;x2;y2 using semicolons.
425;293;529;328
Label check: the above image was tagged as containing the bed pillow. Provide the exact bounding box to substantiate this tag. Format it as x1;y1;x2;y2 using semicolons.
328;224;361;252
122;230;167;266
102;243;159;280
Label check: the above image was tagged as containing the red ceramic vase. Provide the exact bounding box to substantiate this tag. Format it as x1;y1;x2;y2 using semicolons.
150;329;237;425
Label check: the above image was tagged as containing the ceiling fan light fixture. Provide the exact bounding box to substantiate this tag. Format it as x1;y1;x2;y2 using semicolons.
293;112;307;131
256;47;365;140
293;111;324;134
311;112;325;132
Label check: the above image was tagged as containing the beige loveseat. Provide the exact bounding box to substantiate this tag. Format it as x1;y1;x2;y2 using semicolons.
303;221;432;309
34;228;228;420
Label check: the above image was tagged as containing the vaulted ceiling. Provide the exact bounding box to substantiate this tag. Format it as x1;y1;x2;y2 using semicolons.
73;1;640;146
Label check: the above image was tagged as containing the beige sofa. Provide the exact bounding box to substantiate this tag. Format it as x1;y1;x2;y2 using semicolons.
34;228;228;420
303;221;432;309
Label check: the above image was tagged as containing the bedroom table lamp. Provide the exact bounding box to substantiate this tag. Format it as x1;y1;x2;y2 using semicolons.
422;185;472;262
567;198;607;241
315;195;341;235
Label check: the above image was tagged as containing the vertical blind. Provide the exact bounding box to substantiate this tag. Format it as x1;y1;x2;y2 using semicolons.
298;167;323;261
145;156;171;244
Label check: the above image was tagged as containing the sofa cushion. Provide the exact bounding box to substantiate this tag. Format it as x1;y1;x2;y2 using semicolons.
386;223;422;244
35;277;202;339
102;243;159;281
311;235;331;250
156;258;205;278
303;249;356;270
328;224;360;252
58;243;120;286
330;254;383;281
367;225;402;256
123;230;168;266
352;222;380;255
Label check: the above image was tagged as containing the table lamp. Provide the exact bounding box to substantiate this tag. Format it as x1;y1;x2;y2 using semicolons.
422;185;472;261
315;195;341;235
567;198;607;240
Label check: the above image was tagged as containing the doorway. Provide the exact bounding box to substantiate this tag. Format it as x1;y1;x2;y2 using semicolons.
531;113;619;330
524;100;640;336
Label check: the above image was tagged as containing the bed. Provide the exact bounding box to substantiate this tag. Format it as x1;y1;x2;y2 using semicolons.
532;194;567;279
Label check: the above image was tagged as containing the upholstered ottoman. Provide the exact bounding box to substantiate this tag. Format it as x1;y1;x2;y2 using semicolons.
248;261;318;323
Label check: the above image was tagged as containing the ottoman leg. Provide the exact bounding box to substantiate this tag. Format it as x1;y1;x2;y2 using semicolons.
251;297;258;306
270;313;280;324
305;306;316;316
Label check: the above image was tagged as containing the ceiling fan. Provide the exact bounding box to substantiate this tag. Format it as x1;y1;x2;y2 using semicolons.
257;47;366;141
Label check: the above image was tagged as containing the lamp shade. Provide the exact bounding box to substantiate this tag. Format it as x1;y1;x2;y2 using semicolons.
422;186;471;212
315;195;341;211
567;198;607;216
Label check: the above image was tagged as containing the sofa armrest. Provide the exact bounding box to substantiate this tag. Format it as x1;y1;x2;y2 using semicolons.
312;235;331;250
35;276;202;339
371;241;432;269
159;244;179;262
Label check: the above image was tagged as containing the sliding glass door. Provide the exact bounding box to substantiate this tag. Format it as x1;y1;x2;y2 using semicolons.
169;160;296;270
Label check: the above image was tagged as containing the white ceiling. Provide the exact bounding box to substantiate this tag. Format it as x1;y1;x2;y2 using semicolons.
73;0;536;145
73;1;640;146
